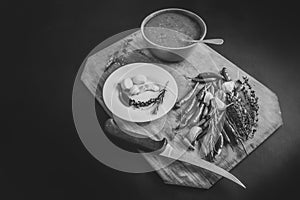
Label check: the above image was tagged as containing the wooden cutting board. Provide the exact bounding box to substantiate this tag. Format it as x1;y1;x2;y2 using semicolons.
81;30;283;189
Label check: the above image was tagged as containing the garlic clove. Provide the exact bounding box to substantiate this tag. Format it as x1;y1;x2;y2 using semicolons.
188;126;203;142
121;78;133;91
129;85;140;95
215;96;226;110
132;74;147;85
203;91;214;104
222;81;235;93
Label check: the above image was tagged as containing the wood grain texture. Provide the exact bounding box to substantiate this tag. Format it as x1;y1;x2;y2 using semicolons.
81;31;283;189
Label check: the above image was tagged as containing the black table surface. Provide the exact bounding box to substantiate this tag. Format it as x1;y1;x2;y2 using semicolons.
3;0;300;199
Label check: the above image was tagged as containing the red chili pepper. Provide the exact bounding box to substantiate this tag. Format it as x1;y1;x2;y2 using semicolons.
174;82;200;109
197;88;207;102
191;77;217;84
195;124;209;141
214;134;224;156
176;104;198;130
233;80;244;95
221;129;231;144
180;96;198;118
220;67;231;81
223;119;238;145
197;118;207;127
189;102;205;127
201;105;209;120
195;72;224;80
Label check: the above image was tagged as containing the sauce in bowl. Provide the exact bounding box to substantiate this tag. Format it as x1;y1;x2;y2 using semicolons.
144;12;202;48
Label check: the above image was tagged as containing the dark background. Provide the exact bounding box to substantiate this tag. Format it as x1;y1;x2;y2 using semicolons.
3;0;300;199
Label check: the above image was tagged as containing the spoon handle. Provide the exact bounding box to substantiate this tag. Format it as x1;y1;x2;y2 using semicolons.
201;38;224;45
184;38;224;45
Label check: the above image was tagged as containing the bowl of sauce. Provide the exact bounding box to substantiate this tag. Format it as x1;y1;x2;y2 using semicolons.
141;8;207;62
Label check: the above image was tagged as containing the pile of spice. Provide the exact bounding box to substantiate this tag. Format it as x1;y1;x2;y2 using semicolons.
225;76;259;141
129;81;169;114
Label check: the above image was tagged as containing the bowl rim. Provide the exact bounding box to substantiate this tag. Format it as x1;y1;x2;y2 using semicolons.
140;8;207;50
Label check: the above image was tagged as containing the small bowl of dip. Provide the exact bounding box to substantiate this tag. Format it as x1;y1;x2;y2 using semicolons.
141;8;207;62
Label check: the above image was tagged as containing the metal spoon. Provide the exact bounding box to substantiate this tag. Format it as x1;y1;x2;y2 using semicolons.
183;38;224;45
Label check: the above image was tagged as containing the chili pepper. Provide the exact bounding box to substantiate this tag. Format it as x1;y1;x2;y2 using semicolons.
188;126;203;143
176;95;198;122
212;81;219;92
197;117;207;127
176;104;198;130
208;99;213;110
197;89;207;103
186;72;222;83
189;102;205;127
223;119;238;145
206;111;214;123
202;116;212;128
200;84;213;104
201;105;209;120
177;97;198;123
182;137;195;151
221;129;231;144
195;72;224;80
218;79;223;90
104;118;167;152
220;67;231;81
191;77;217;84
196;85;207;99
233;80;244;96
195;124;209;141
174;82;200;109
209;84;215;95
190;126;203;146
214;134;224;156
197;114;212;128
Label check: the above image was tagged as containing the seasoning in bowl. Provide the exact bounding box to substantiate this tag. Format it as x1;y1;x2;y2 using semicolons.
144;12;203;48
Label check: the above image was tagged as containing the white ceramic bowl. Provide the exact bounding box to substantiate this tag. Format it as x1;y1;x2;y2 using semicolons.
103;63;178;122
141;8;207;62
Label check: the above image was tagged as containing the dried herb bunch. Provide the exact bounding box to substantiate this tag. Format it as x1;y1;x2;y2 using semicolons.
225;76;259;140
